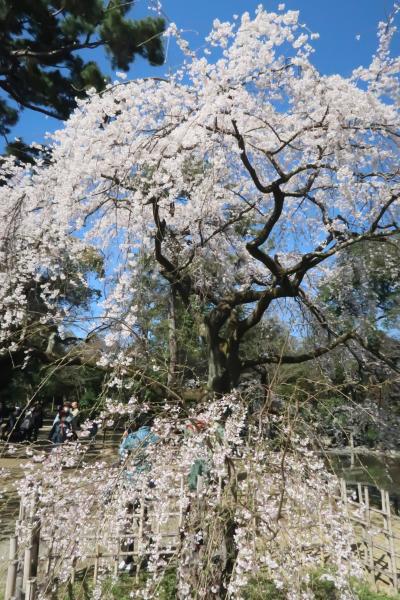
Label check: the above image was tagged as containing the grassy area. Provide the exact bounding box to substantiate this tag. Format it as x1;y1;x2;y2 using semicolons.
57;570;400;600
243;570;400;600
58;569;177;600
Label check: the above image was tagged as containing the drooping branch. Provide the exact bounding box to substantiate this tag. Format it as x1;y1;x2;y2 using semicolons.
241;330;355;369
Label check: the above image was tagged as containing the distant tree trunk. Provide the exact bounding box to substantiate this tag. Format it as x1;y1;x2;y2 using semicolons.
167;285;178;389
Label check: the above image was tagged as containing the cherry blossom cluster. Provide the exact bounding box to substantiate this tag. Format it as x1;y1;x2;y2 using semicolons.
0;5;398;362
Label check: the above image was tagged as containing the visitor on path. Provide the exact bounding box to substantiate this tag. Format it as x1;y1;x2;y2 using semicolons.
70;401;80;439
52;402;73;425
31;402;44;441
0;401;4;429
19;407;35;442
52;406;63;426
48;410;71;445
2;406;22;442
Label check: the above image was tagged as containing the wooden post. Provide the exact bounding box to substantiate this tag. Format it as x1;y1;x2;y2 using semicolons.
5;536;18;600
71;557;77;585
217;474;223;503
340;479;349;519
14;502;24;600
196;474;203;511
23;494;41;593
15;570;23;600
31;514;41;579
18;500;25;522
365;486;377;591
383;490;398;592
93;543;100;585
22;534;32;593
135;484;146;583
350;433;355;468
357;483;363;505
178;475;184;531
25;578;37;600
114;531;120;577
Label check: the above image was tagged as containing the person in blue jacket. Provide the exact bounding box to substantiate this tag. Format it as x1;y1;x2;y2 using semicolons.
118;413;158;475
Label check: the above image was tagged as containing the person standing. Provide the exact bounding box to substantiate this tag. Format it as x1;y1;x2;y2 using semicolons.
2;407;22;442
19;407;35;442
48;411;71;445
31;402;43;441
118;413;158;474
70;401;80;438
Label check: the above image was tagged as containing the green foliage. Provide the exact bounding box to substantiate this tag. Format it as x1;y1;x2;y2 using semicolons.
352;582;400;600
243;570;400;600
320;240;400;332
0;248;106;411
0;0;165;140
243;576;286;599
62;570;177;600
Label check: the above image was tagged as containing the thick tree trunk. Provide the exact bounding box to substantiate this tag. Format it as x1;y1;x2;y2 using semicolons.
206;323;241;394
179;321;242;599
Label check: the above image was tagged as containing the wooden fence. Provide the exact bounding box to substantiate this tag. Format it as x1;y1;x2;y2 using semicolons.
3;472;196;600
3;477;400;599
339;479;400;593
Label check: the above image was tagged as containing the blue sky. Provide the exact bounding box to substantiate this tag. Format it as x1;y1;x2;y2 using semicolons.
4;0;399;148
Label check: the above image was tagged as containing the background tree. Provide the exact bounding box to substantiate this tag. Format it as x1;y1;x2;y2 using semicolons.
0;0;165;150
0;243;105;411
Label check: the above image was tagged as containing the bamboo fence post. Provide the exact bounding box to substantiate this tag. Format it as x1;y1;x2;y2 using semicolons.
350;433;355;468
93;543;100;585
23;493;40;594
114;529;120;577
135;484;146;583
178;475;184;531
71;557;77;585
25;578;37;600
5;536;18;600
13;499;27;600
18;500;25;523
365;486;377;591
340;479;349;520
31;513;41;580
217;474;222;503
196;474;203;512
357;483;363;505
15;570;23;600
22;532;32;593
384;490;398;592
